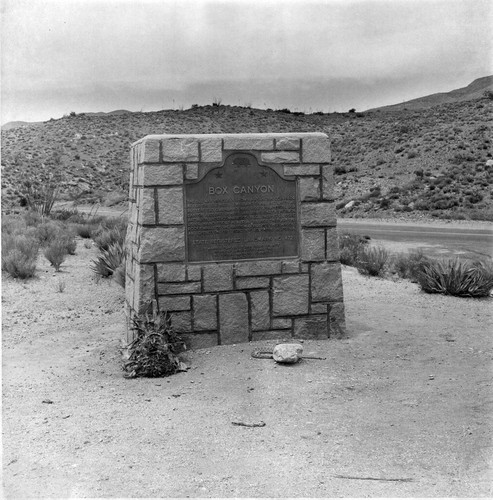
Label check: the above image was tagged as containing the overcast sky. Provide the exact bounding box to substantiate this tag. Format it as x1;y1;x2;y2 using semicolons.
1;0;492;123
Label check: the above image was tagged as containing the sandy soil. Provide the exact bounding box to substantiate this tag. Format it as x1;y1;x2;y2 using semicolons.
2;238;493;498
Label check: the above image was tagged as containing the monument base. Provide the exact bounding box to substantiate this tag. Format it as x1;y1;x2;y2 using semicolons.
125;133;345;349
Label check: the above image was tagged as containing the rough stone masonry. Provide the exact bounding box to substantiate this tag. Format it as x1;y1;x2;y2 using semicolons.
125;133;346;349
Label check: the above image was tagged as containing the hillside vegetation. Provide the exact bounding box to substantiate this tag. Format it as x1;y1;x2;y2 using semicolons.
2;94;492;220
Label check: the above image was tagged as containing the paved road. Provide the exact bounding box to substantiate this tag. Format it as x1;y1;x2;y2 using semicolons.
338;219;493;259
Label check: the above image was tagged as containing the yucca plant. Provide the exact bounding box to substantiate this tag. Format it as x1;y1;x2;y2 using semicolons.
90;241;125;278
123;302;184;378
417;258;493;297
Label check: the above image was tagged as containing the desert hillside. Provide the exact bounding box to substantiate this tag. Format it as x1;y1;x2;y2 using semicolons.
2;82;492;220
367;75;493;112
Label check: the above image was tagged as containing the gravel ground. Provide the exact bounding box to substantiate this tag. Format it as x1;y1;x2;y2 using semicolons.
2;237;493;498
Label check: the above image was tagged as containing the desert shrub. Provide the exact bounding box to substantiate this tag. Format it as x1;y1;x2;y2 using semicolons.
44;239;69;271
49;208;80;221
417;258;493;297
123;302;184;378
356;246;389;277
73;223;97;239
2;234;39;279
20;163;64;216
2;215;27;236
35;221;63;246
339;233;370;266
61;234;77;255
91;240;125;279
23;210;43;227
392;250;428;281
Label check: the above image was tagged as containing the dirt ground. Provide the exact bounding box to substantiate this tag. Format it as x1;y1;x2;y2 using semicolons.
2;233;493;498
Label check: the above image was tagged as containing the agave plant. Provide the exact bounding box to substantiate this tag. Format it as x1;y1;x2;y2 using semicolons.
123;302;185;378
417;258;493;297
90;241;125;278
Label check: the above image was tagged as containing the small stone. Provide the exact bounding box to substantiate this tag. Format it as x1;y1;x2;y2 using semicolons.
272;343;303;364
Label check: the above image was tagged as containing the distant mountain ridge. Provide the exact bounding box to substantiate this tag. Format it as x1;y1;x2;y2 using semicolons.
3;77;492;129
367;76;493;112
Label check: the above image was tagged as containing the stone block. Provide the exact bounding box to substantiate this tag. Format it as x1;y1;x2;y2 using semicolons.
158;295;191;312
236;260;282;276
301;228;325;261
223;137;274;151
326;228;340;261
284;164;320;176
311;262;344;302
299;177;320;201
157;263;186;282
321;165;335;200
275;137;300;150
203;264;234;292
261;151;300;163
293;315;328;339
311;303;328;314
136;264;155;312
302;137;331;163
272;318;292;329
139;227;185;263
170;311;192;333
282;261;300;273
157;187;184;224
180;333;218;350
219;293;249;344
193;295;217;331
235;277;270;289
250;290;270;331
125;275;134;309
251;330;289;341
301;203;336;227
139;139;160;163
162;138;199;162
329;302;346;338
141;189;156;225
143;164;183;186
157;282;201;295
187;265;202;281
272;275;309;316
200;138;223;162
185;164;199;180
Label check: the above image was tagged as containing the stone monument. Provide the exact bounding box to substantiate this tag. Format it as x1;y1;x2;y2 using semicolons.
125;133;345;348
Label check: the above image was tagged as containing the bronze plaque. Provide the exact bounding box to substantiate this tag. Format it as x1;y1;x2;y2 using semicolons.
184;152;299;262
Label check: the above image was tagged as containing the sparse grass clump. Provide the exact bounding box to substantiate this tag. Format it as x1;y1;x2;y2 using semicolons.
339;232;370;266
416;258;493;297
392;250;428;281
356;246;389;277
123;303;184;378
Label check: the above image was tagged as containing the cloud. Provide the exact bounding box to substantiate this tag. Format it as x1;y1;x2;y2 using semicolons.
2;0;492;122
